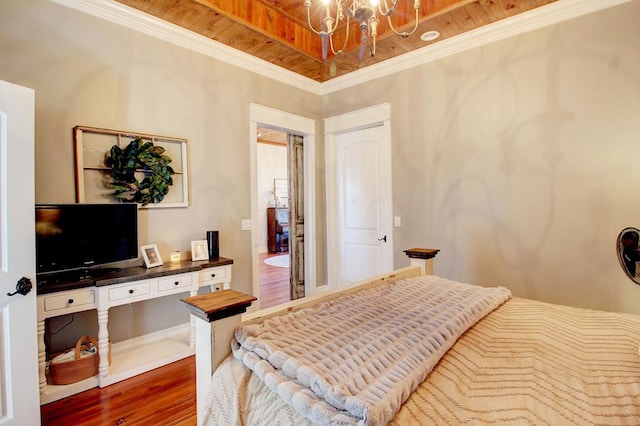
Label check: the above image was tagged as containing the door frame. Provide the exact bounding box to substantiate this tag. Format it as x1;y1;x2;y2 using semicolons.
324;102;393;290
249;104;316;310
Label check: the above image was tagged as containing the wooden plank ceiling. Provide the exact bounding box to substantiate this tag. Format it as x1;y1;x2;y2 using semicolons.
116;0;556;82
257;127;286;146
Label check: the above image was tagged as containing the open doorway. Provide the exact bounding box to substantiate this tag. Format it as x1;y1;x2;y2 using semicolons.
257;127;290;309
249;103;316;312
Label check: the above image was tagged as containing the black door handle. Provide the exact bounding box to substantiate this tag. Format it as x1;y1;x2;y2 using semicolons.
378;235;387;243
7;277;33;296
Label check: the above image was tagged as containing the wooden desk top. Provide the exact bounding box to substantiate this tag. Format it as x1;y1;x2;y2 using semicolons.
37;257;234;294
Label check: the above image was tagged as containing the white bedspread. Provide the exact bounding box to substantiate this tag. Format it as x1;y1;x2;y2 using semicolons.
232;276;511;426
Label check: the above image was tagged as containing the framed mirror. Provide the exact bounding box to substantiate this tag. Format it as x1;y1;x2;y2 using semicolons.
617;227;640;284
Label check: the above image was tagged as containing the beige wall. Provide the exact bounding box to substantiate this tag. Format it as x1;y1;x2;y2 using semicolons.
323;1;640;314
2;0;640;353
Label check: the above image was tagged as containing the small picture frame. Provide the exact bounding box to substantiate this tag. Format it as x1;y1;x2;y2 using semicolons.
141;244;163;268
191;240;208;261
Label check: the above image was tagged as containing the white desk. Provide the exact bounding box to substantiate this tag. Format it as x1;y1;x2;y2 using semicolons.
36;259;232;405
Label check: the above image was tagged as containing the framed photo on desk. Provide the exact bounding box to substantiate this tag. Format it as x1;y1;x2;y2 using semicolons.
191;240;208;261
141;244;163;268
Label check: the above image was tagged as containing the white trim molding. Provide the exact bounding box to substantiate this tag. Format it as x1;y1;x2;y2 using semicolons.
52;0;633;95
249;104;317;308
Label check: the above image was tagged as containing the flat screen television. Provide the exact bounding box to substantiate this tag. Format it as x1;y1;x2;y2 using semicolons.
35;203;138;278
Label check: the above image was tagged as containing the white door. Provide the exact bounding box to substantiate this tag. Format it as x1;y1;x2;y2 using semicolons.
0;80;39;425
334;125;393;285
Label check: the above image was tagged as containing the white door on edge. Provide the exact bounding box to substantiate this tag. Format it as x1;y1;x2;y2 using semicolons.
335;124;393;286
0;80;39;425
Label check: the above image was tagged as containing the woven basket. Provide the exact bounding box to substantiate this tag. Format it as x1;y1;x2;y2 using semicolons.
49;335;101;385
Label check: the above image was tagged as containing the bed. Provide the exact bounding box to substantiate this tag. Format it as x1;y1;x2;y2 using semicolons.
182;249;640;425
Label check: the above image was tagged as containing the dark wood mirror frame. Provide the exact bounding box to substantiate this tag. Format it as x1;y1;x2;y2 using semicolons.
617;227;640;284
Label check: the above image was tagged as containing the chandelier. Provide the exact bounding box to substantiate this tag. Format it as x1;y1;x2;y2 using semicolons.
304;0;421;60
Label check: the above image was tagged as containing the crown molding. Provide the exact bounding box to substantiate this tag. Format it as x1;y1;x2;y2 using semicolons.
53;0;631;96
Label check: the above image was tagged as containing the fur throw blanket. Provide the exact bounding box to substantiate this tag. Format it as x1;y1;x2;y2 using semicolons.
232;276;511;425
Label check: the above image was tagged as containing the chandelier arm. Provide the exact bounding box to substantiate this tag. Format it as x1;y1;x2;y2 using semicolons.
305;5;325;36
305;0;339;37
376;0;401;17
386;7;420;38
369;17;379;57
329;17;351;56
307;0;421;60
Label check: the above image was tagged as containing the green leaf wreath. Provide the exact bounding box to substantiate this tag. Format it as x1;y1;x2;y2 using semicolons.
106;137;174;206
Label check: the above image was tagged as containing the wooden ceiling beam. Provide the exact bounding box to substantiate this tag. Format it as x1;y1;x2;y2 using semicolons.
193;0;325;59
373;0;477;42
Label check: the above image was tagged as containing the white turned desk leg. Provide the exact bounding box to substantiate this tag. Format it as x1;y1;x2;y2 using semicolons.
37;320;46;393
97;309;110;384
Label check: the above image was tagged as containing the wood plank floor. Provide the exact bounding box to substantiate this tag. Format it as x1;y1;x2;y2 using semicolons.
41;253;289;424
259;251;290;309
40;356;196;425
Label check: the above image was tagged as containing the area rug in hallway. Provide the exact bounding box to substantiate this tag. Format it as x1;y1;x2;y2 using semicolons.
264;255;289;268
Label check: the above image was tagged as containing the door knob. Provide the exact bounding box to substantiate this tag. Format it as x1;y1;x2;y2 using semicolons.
378;235;387;243
7;277;33;296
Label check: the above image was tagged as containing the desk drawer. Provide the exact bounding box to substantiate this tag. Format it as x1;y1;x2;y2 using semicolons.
158;275;192;293
198;267;227;284
109;281;150;301
44;289;95;312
